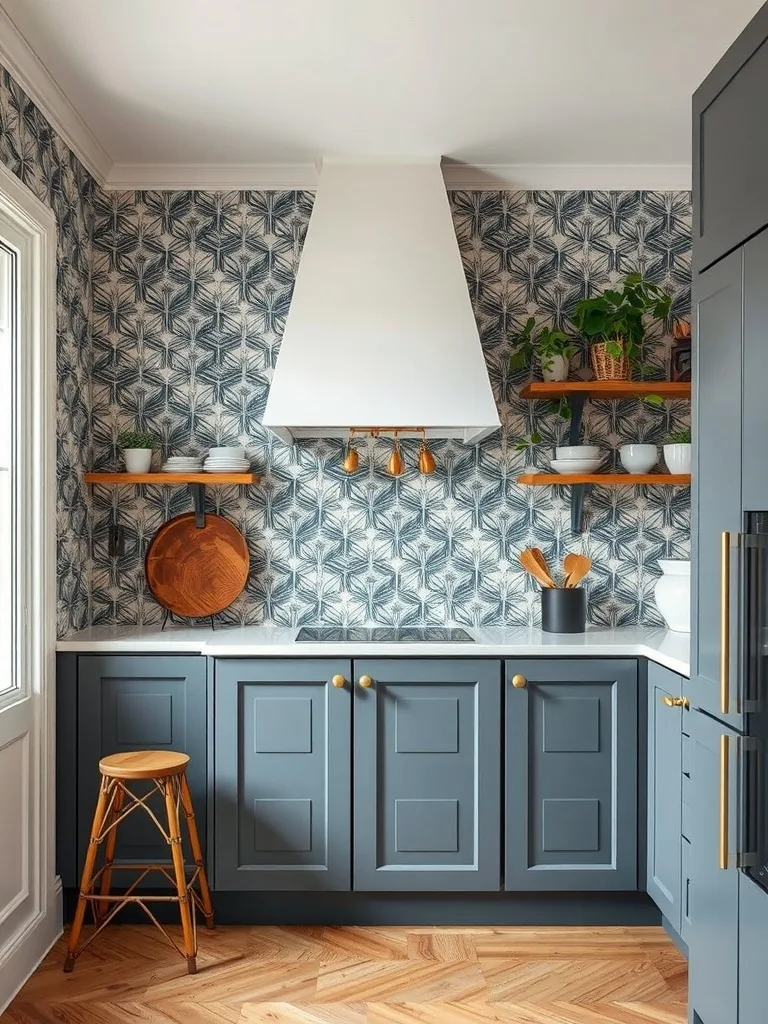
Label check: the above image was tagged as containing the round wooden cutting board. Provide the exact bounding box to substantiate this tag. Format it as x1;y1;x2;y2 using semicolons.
145;512;249;618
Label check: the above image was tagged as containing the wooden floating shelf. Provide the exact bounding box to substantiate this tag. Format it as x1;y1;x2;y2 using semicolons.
519;381;691;401
517;473;691;486
84;472;260;486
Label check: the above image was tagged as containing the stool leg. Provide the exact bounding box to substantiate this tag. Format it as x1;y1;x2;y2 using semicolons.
64;776;111;972
98;782;124;919
163;776;197;975
179;772;214;929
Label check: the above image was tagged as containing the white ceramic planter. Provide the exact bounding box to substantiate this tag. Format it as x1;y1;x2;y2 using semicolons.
620;443;657;474
541;354;569;382
654;559;691;633
123;448;152;473
664;443;692;474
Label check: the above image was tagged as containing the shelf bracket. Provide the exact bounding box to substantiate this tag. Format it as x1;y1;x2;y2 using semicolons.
570;483;591;534
188;483;206;529
567;392;587;446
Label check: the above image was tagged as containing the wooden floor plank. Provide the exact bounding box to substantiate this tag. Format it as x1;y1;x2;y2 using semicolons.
4;924;688;1023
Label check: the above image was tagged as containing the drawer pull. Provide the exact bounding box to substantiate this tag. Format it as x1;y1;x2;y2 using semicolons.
662;696;690;709
358;674;373;689
511;674;527;688
331;674;346;689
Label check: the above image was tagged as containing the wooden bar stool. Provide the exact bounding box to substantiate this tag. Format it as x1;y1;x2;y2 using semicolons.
64;750;214;975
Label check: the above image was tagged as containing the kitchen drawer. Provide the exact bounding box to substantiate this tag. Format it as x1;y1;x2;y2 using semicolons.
682;731;693;777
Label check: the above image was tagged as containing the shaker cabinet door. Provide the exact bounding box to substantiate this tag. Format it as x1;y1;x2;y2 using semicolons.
505;659;638;891
352;659;501;891
739;872;768;1024
646;662;683;931
214;658;351;891
693;7;768;271
692;249;744;729
77;655;208;884
686;709;740;1024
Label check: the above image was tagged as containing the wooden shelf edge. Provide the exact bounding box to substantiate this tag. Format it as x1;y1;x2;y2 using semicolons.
84;472;261;485
517;473;691;486
519;381;691;401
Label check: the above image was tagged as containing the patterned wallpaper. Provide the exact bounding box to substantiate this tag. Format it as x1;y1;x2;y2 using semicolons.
0;64;94;636
89;188;691;629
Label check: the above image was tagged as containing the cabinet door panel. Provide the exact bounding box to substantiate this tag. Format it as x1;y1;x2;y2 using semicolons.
353;659;501;891
739;872;768;1024
646;663;683;931
686;709;740;1024
742;228;768;510
77;655;207;881
694;12;768;271
214;659;351;891
505;659;637;891
692;249;744;729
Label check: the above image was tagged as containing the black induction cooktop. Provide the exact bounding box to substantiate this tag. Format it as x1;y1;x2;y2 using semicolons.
295;627;474;643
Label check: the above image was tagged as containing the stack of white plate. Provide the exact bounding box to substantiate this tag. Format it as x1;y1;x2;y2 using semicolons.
162;455;203;473
204;446;250;473
550;445;603;475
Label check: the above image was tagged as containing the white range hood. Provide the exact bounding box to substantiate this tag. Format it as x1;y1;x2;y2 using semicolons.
262;158;500;445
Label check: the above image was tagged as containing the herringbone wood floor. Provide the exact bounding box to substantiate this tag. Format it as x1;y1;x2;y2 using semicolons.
4;925;688;1023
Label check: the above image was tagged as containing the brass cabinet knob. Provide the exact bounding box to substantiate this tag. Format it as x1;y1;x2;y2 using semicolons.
331;674;346;689
662;695;690;709
358;674;373;689
511;674;527;688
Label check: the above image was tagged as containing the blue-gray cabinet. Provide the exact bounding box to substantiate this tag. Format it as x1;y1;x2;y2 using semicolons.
214;659;352;891
646;662;684;931
687;708;741;1024
352;659;501;891
505;659;638;891
77;654;207;882
692;248;744;731
693;4;768;272
739;872;768;1024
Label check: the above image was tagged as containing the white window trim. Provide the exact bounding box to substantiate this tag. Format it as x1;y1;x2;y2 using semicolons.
0;159;59;1006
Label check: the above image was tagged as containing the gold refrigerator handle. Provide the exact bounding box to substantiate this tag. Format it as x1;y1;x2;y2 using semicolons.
720;734;730;870
721;532;731;716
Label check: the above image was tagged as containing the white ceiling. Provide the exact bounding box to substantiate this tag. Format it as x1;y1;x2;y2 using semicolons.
0;0;763;188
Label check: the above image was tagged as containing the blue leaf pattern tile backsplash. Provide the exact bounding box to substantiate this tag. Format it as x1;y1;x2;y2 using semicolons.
89;188;691;630
0;60;692;634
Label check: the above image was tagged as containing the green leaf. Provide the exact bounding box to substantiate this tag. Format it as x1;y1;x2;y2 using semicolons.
644;394;664;406
530;431;542;445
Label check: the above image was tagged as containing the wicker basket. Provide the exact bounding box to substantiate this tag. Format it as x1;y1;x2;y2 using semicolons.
590;341;630;381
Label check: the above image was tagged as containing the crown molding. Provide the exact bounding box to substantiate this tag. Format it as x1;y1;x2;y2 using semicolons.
0;3;112;183
105;162;320;191
104;160;692;192
441;162;692;191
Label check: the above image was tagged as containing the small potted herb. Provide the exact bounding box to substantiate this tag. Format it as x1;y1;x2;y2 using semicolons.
117;428;157;474
510;317;578;382
571;274;672;381
663;426;692;474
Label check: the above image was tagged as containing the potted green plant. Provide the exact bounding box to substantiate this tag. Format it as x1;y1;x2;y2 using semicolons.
117;428;157;474
663;426;692;474
571;274;672;381
510;317;578;382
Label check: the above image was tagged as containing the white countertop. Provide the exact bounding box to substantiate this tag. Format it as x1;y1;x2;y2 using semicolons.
56;624;690;676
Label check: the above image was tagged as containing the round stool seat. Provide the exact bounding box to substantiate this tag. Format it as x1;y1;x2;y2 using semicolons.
99;750;190;780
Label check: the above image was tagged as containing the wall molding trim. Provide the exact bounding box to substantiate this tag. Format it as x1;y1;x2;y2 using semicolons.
105;161;692;193
0;3;112;183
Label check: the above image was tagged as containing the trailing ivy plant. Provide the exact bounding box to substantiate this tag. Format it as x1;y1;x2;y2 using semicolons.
571;273;672;370
117;429;157;450
509;317;578;376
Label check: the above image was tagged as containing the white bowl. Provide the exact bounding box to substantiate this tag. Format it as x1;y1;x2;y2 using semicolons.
620;444;657;474
208;446;245;456
555;445;600;460
550;458;603;475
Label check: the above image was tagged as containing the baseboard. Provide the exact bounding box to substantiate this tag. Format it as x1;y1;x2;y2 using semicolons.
661;914;689;959
0;880;62;1014
62;888;660;927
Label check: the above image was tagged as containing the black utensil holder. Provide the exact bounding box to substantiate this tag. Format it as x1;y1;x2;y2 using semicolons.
541;587;587;633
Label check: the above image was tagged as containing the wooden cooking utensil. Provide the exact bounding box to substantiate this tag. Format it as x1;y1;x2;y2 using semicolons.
519;548;557;588
530;547;557;585
145;512;249;618
563;553;592;589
